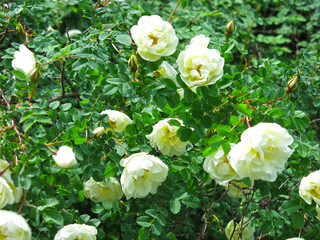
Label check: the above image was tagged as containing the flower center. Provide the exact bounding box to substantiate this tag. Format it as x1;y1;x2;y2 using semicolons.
148;34;159;46
107;120;117;129
196;64;202;76
162;125;178;141
308;184;320;199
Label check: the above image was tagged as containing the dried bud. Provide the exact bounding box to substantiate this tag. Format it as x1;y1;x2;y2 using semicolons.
285;75;298;93
30;65;41;84
225;19;235;38
153;70;161;78
16;23;24;35
128;54;140;74
93;126;105;138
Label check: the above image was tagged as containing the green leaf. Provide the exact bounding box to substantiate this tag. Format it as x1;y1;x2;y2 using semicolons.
36;116;53;124
151;221;162;236
104;85;118;96
138;227;150;240
43;209;64;225
49;101;60;109
177;126;192;142
236;104;253;118
59;103;72;111
136;216;151;227
283;200;300;213
38;198;59;211
115;34;132;46
291;212;304;229
170;198;181;214
104;162;116;177
181;194;200;208
12;69;26;80
23;118;36;133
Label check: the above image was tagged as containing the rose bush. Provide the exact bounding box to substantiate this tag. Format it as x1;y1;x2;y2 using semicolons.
1;0;320;239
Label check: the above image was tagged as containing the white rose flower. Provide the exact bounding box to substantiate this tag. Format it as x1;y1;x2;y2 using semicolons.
225;217;255;240
286;238;305;240
0;178;15;209
0;160;23;204
299;170;320;205
0;210;31;240
131;15;179;62
101;110;133;134
53;146;77;169
12;44;36;75
158;61;178;85
189;34;210;47
176;35;224;87
225;180;254;198
54;224;97;240
120;152;168;199
228;123;294;182
84;177;123;204
203;144;239;185
146;118;189;157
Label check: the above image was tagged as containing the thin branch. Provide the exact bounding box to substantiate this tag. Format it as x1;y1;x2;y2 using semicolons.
168;0;181;23
48;92;80;103
53;61;73;87
61;61;66;96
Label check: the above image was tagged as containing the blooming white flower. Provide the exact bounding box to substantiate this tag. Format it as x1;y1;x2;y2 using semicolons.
0;210;31;240
228;123;294;182
101;110;133;134
0;178;15;209
53;146;77;169
299;170;320;205
176;34;224;87
225;217;255;240
203;144;238;185
120;152;168;199
93;126;105;138
286;238;305;240
146;118;189;157
189;34;210;47
158;61;178;85
12;44;36;75
225;180;254;198
0;160;23;206
54;224;97;240
84;177;123;203
131;15;179;62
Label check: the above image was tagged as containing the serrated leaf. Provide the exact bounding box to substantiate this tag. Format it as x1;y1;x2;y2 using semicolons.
43;209;64;225
181;194;200;208
136;216;151;227
170;198;181;214
115;34;132;46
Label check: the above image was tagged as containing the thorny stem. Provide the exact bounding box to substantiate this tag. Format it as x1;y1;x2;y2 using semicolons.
18;191;26;214
0;88;26;154
168;0;181;23
267;94;288;105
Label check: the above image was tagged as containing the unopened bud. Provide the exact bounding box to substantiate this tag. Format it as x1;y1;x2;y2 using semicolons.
225;19;235;38
153;70;161;78
16;23;24;35
285;75;298;93
128;54;140;74
93;126;105;138
30;65;41;84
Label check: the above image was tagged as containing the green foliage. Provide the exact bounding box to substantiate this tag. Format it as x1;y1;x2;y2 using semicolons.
0;0;320;239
